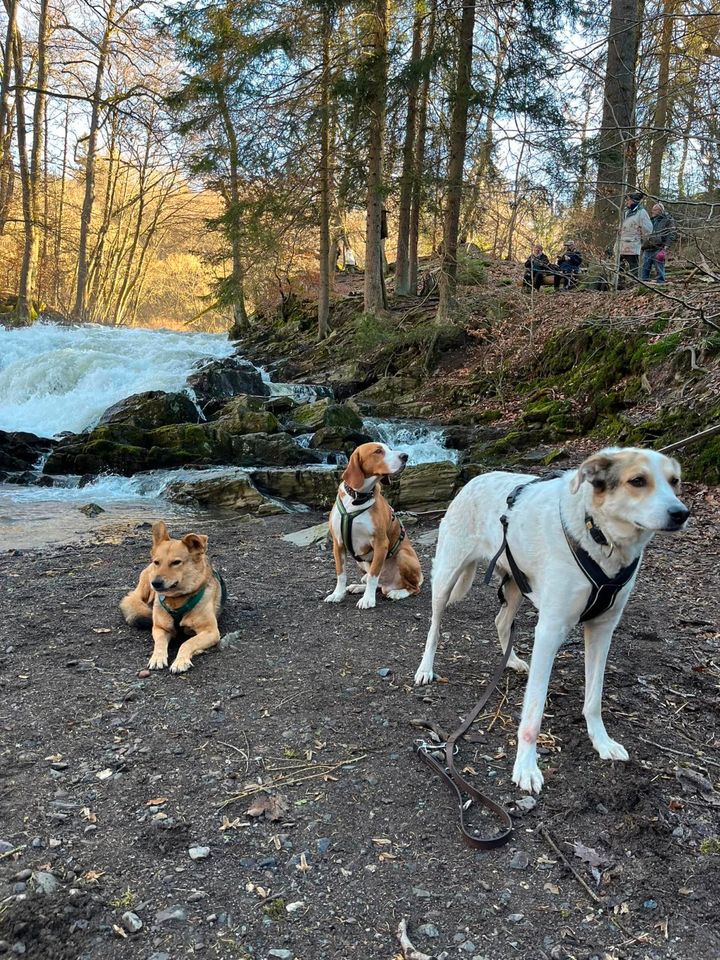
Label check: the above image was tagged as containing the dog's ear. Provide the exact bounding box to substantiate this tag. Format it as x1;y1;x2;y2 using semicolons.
152;521;170;546
182;533;208;554
570;453;615;494
343;450;365;490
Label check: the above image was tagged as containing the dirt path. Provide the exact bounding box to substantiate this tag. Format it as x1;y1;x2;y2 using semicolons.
0;489;719;960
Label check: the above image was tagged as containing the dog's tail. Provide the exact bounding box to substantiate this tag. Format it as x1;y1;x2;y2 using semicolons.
120;592;153;630
448;561;477;604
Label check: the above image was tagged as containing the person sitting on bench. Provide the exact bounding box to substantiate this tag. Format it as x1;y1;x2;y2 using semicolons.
553;240;582;290
523;244;551;291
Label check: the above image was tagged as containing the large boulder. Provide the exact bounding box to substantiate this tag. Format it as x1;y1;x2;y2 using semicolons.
43;421;318;476
350;377;423;416
98;391;200;430
251;467;342;509
0;429;55;476
309;426;373;456
187;356;268;406
291;398;363;432
212;398;281;435
164;470;283;516
386;461;460;512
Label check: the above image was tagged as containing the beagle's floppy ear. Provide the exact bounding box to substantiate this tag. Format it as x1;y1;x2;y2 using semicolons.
182;533;209;554
342;450;365;491
570;453;614;494
152;520;170;546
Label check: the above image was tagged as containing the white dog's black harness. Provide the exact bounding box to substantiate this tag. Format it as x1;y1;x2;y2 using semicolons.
484;476;641;623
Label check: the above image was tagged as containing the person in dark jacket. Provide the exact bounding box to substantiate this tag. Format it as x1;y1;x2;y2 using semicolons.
553;241;582;290
641;202;677;284
523;244;551;291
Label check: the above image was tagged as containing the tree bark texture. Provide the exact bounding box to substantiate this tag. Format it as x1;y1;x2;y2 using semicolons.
317;5;332;339
437;0;476;322
408;0;436;296
363;0;388;316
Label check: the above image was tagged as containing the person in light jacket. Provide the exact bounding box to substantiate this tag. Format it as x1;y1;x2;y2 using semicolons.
617;191;653;281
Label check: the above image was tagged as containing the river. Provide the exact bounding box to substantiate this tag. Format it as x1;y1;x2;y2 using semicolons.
0;322;456;549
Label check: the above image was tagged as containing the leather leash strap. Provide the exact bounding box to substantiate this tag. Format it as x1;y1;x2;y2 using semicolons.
415;622;515;850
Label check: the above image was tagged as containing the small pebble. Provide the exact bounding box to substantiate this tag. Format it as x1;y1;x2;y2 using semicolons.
12;871;31;883
417;923;439;938
189;846;210;861
377;667;392;678
121;911;143;933
643;899;658;910
513;796;537;815
156;906;187;923
268;951;293;960
459;942;476;954
507;913;524;924
137;669;151;679
509;850;529;870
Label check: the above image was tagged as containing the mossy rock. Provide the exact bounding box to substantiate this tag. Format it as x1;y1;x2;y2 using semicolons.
98;391;200;430
214;403;282;436
386;461;460;512
251;466;343;509
309;426;373;456
164;470;283;515
292;398;362;432
229;432;319;467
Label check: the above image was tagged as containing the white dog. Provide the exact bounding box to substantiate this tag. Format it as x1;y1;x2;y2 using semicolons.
414;447;689;794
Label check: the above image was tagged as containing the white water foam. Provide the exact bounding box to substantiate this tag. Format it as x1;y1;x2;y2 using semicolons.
258;366;332;404
364;417;457;464
0;322;234;437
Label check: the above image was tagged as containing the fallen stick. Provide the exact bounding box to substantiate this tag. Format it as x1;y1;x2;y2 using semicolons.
659;423;720;454
540;826;648;945
218;755;366;810
397;919;432;960
0;845;26;861
639;736;720;770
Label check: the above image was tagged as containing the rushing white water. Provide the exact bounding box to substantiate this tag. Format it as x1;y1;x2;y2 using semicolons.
259;365;332;404
0;322;234;437
365;417;458;464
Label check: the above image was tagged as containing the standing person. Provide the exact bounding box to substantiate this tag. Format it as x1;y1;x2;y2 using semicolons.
641;202;677;285
553;240;583;291
523;244;551;292
617;191;653;283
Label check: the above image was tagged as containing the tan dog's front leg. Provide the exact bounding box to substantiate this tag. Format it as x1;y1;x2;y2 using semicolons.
357;540;387;610
149;624;172;670
324;538;348;603
170;628;220;674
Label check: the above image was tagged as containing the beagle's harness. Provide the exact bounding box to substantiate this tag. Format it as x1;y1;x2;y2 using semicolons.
335;482;406;563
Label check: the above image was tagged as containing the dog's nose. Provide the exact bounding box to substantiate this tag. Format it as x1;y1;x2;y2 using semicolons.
399;453;409;463
151;578;165;590
668;506;690;526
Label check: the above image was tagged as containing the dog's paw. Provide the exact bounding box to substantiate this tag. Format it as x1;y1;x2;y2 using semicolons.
414;662;436;686
169;657;193;674
148;652;168;670
356;593;376;610
508;652;530;674
346;583;365;594
593;737;629;762
512;756;544;794
324;591;345;603
385;588;411;601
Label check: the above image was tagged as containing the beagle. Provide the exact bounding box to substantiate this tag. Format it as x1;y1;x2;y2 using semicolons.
324;442;424;609
414;447;689;793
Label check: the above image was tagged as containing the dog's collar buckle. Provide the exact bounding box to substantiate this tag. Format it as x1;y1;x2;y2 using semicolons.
343;481;375;506
585;514;610;547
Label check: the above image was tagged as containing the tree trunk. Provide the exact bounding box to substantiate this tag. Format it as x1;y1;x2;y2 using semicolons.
408;0;436;296
363;0;388;316
593;0;641;248
14;0;49;326
437;0;476;322
72;0;116;321
317;5;332;340
394;3;423;296
0;0;17;237
54;100;69;307
217;86;249;336
646;0;676;198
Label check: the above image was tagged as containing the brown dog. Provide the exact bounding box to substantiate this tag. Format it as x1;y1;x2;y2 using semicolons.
120;521;225;673
324;441;423;608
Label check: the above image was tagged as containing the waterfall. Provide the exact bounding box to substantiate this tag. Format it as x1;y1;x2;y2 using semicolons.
0;322;234;437
364;417;457;464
